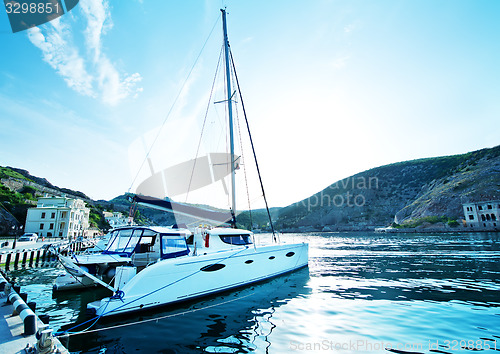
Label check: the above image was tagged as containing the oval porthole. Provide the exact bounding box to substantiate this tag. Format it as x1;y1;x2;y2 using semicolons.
200;264;226;272
286;252;295;257
269;256;275;260
245;260;254;264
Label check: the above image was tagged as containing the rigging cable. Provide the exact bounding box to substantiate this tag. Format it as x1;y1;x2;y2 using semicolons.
128;14;221;195
229;50;277;241
55;246;249;336
184;45;224;204
232;70;254;230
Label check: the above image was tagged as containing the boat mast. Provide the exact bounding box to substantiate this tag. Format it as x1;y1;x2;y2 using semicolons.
221;8;237;227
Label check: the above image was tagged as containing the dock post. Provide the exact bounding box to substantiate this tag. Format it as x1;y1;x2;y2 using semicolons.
8;290;37;335
22;251;28;267
29;250;35;267
5;253;11;270
14;252;20;268
35;249;41;266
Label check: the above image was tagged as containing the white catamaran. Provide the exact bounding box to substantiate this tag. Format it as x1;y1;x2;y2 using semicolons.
56;9;308;318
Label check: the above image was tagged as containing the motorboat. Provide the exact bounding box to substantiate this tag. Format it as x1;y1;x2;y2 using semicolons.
53;226;190;291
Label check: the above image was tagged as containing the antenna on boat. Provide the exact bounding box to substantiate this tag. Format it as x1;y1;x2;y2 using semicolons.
221;8;237;228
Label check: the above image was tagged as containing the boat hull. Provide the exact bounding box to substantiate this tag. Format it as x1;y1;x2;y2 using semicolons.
87;242;308;317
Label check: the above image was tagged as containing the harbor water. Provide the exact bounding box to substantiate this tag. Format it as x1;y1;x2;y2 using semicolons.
8;232;500;353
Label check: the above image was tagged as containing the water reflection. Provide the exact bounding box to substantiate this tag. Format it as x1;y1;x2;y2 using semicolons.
63;267;311;353
310;232;500;307
9;232;500;353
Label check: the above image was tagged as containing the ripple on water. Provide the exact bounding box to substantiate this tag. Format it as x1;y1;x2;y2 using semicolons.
7;232;500;353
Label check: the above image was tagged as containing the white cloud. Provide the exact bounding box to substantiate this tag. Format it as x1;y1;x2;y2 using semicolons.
27;0;142;106
79;0;113;63
27;20;94;97
98;57;143;105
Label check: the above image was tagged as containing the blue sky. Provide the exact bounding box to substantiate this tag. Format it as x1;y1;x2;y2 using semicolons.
1;0;499;209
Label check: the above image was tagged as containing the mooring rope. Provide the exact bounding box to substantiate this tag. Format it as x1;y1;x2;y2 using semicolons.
59;291;254;337
55;246;249;336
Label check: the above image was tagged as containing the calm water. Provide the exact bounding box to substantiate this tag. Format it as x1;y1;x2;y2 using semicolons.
9;232;500;353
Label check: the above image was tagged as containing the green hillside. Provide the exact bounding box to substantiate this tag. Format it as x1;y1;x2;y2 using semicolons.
275;145;500;231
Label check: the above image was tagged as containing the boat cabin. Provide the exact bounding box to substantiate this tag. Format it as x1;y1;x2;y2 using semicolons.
103;226;191;266
191;227;253;253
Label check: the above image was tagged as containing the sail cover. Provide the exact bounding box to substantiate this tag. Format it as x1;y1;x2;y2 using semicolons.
131;194;234;225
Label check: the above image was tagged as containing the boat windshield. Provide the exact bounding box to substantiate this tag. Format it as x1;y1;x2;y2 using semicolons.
161;233;189;259
104;228;144;256
219;234;253;245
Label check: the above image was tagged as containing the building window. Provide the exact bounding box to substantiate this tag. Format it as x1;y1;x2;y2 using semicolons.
469;215;474;220
40;223;44;230
488;205;492;210
478;206;483;210
481;215;486;221
492;214;497;221
41;212;46;219
49;223;54;230
486;214;491;221
51;212;55;218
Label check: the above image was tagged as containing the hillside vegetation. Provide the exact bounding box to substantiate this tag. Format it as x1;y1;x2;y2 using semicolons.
275;145;500;231
0;166;107;235
2;145;499;234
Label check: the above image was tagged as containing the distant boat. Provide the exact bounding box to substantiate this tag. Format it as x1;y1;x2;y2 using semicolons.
57;9;308;318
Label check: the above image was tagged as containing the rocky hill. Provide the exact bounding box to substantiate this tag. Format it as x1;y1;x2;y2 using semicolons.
2;145;499;234
0;166;103;235
275;145;500;232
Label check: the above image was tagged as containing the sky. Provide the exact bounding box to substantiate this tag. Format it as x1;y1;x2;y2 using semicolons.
0;0;499;210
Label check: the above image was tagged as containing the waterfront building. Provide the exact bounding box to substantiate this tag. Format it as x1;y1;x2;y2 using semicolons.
462;200;499;230
103;211;134;228
24;196;90;239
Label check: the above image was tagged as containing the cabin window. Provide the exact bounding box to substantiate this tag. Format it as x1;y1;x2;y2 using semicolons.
105;228;135;254
286;252;295;257
219;234;253;245
136;230;157;253
161;233;189;259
